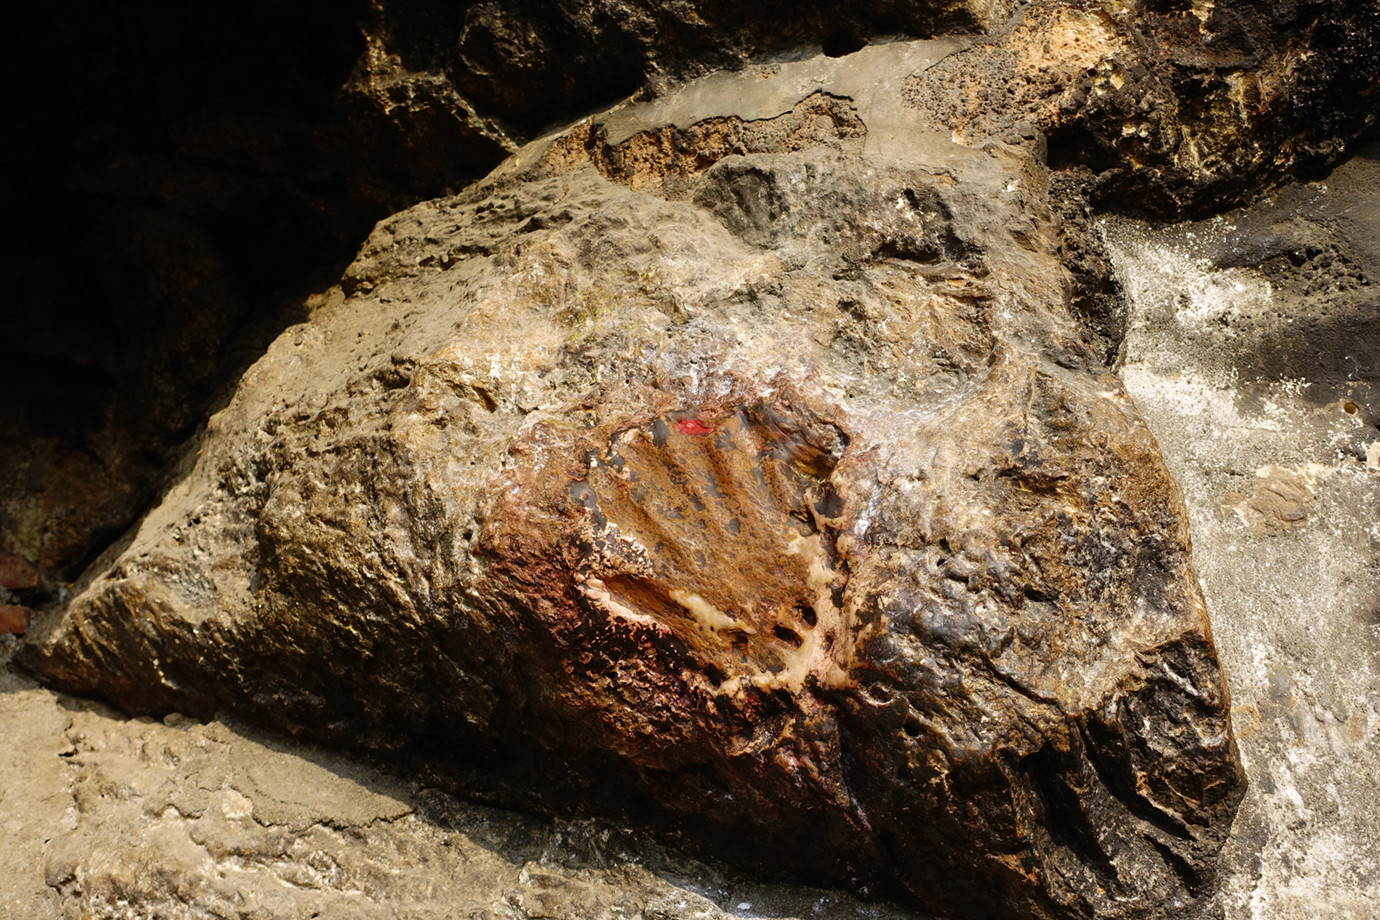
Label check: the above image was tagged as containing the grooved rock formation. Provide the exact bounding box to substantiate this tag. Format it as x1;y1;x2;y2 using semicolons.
5;0;1376;590
22;45;1246;920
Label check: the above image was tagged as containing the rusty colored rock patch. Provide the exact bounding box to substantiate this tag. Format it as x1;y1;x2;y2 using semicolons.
0;552;39;590
1;604;33;635
476;392;860;809
541;92;867;197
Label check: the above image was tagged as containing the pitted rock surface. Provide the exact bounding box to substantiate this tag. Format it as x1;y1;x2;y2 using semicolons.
8;0;1376;594
22;51;1245;920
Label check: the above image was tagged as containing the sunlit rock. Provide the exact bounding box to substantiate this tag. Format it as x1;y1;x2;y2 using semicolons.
23;47;1245;920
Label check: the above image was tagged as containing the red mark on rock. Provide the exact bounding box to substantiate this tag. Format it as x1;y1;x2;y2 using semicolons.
0;604;33;635
673;418;713;436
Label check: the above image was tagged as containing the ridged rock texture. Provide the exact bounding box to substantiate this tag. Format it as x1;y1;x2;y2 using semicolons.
4;0;1377;592
22;44;1247;920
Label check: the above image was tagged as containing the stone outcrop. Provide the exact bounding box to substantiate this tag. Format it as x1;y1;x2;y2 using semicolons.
905;0;1380;214
23;46;1246;920
1103;136;1380;920
344;0;1014;166
354;0;1380;217
5;0;1376;590
0;0;1007;589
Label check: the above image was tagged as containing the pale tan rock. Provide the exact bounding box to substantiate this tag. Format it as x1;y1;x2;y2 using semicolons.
0;670;71;920
22;689;825;920
1220;464;1331;534
1105;140;1380;920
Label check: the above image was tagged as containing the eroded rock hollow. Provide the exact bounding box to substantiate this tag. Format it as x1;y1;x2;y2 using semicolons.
22;44;1246;920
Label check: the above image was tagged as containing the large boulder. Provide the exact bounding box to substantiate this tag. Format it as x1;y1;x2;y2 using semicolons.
22;43;1245;920
0;0;1010;590
7;0;1375;593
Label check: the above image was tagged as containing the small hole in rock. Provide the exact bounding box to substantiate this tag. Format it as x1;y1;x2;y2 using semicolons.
814;491;845;518
904;717;923;739
1344;401;1359;414
822;29;867;58
865;684;894;705
704;664;726;687
773;625;803;647
797;604;818;627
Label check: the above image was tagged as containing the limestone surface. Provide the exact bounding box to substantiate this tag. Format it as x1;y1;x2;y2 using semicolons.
1106;138;1380;919
0;667;916;920
7;0;1377;590
22;45;1244;920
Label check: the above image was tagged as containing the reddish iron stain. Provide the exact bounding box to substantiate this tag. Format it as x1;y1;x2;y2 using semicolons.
0;604;32;635
0;552;39;590
672;418;713;436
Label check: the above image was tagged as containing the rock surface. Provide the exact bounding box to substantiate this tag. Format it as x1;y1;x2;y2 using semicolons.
5;0;1376;593
22;44;1244;920
0;666;922;920
905;0;1380;215
6;135;1379;917
0;0;1010;589
1106;138;1380;919
351;0;1380;217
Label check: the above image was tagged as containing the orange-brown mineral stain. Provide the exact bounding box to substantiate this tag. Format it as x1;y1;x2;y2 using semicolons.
571;401;854;697
0;604;33;635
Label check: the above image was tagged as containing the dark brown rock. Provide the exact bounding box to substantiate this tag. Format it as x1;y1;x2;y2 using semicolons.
0;553;39;591
348;0;1011;144
904;0;1380;215
1;1;372;584
21;53;1245;920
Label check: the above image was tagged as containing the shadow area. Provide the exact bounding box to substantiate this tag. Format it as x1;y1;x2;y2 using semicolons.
1227;287;1380;429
